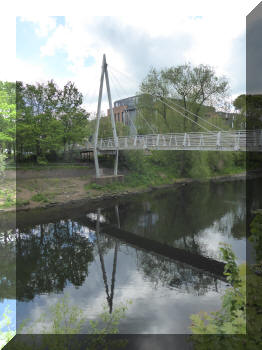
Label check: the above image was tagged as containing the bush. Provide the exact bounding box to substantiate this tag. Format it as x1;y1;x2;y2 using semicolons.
121;150;147;173
0;153;6;179
190;243;246;335
0;306;15;350
36;156;48;165
31;193;48;202
13;295;131;350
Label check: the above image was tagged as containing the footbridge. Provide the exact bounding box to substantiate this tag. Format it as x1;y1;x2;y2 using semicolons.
89;54;262;177
78;129;262;153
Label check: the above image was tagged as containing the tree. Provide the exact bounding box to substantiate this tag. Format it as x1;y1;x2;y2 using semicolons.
233;94;246;115
57;81;89;155
16;80;90;162
162;63;229;128
139;68;170;130
0;82;16;157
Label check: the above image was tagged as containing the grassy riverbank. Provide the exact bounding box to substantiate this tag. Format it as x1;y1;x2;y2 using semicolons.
0;159;246;212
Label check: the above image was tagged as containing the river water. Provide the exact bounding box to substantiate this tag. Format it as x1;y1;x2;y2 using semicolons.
1;178;261;334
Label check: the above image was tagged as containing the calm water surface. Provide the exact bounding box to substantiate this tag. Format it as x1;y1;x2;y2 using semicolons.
1;178;262;334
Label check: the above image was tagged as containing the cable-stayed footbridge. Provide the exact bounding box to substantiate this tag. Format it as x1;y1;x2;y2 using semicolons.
83;55;262;177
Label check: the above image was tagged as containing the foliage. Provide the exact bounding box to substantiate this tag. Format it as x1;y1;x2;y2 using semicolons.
16;80;90;162
8;295;131;350
189;214;262;349
0;306;15;349
31;193;49;203
233;94;246;115
131;64;245;181
138;63;230;134
249;211;262;262
89;116;130;139
0;152;6;178
0;82;16;157
190;243;246;335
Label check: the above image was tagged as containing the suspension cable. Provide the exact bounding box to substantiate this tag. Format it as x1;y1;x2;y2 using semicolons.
109;67;157;134
154;96;211;132
110;65;215;133
161;96;224;131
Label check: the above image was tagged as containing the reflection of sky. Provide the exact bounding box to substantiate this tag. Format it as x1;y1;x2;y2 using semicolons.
196;209;246;263
17;244;225;334
14;180;252;334
0;299;16;331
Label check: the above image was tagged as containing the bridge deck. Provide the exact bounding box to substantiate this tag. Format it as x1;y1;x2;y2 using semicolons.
76;130;262;152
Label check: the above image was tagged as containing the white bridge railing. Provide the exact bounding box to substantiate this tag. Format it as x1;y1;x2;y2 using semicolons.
77;130;262;152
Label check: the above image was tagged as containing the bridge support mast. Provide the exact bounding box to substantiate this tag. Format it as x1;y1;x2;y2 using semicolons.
93;54;119;177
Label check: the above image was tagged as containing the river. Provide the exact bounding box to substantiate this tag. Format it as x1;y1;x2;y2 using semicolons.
1;178;261;334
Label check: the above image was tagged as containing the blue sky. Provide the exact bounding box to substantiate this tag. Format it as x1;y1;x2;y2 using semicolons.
10;5;257;112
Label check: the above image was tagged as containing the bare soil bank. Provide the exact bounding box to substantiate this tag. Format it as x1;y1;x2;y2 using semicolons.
1;167;261;215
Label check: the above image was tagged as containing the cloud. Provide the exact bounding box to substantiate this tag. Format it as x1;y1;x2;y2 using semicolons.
15;4;261;112
37;14;250;113
19;16;57;37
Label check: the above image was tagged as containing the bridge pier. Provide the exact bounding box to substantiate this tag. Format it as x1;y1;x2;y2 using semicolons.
91;174;124;185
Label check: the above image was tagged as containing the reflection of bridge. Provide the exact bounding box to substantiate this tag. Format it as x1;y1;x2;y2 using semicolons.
82;210;226;281
89;54;262;177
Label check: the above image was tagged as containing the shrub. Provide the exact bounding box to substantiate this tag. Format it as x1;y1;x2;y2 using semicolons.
0;306;15;350
31;193;48;202
190;243;246;335
36;156;48;165
0;153;6;179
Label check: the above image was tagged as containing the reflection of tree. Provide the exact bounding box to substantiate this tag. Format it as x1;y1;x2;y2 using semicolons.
0;230;16;301
16;220;94;301
103;181;247;259
136;251;221;296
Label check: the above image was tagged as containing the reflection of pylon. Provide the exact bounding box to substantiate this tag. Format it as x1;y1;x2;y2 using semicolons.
93;54;119;177
95;207;120;313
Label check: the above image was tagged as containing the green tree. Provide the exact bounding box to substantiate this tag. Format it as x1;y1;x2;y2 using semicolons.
57;81;89;155
162;63;229;128
16;80;90;162
0;82;16;158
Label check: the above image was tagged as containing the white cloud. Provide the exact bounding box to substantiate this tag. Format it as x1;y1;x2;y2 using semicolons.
36;15;248;113
12;1;261;112
20;16;57;37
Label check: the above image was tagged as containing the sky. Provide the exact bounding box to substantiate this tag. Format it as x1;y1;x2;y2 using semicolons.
0;0;261;113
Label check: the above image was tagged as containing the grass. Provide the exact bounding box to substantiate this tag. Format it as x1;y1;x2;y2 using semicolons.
16;199;30;207
11;163;90;171
0;184;16;209
31;193;49;203
84;170;176;194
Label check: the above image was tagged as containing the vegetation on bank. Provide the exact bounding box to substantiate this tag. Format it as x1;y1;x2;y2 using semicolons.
0;306;15;349
189;212;262;349
190;244;246;335
0;152;246;211
0;296;131;349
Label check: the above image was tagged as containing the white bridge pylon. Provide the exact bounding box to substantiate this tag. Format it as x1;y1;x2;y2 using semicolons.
93;54;119;177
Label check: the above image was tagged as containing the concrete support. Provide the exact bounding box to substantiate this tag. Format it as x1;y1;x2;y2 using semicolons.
114;149;119;176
